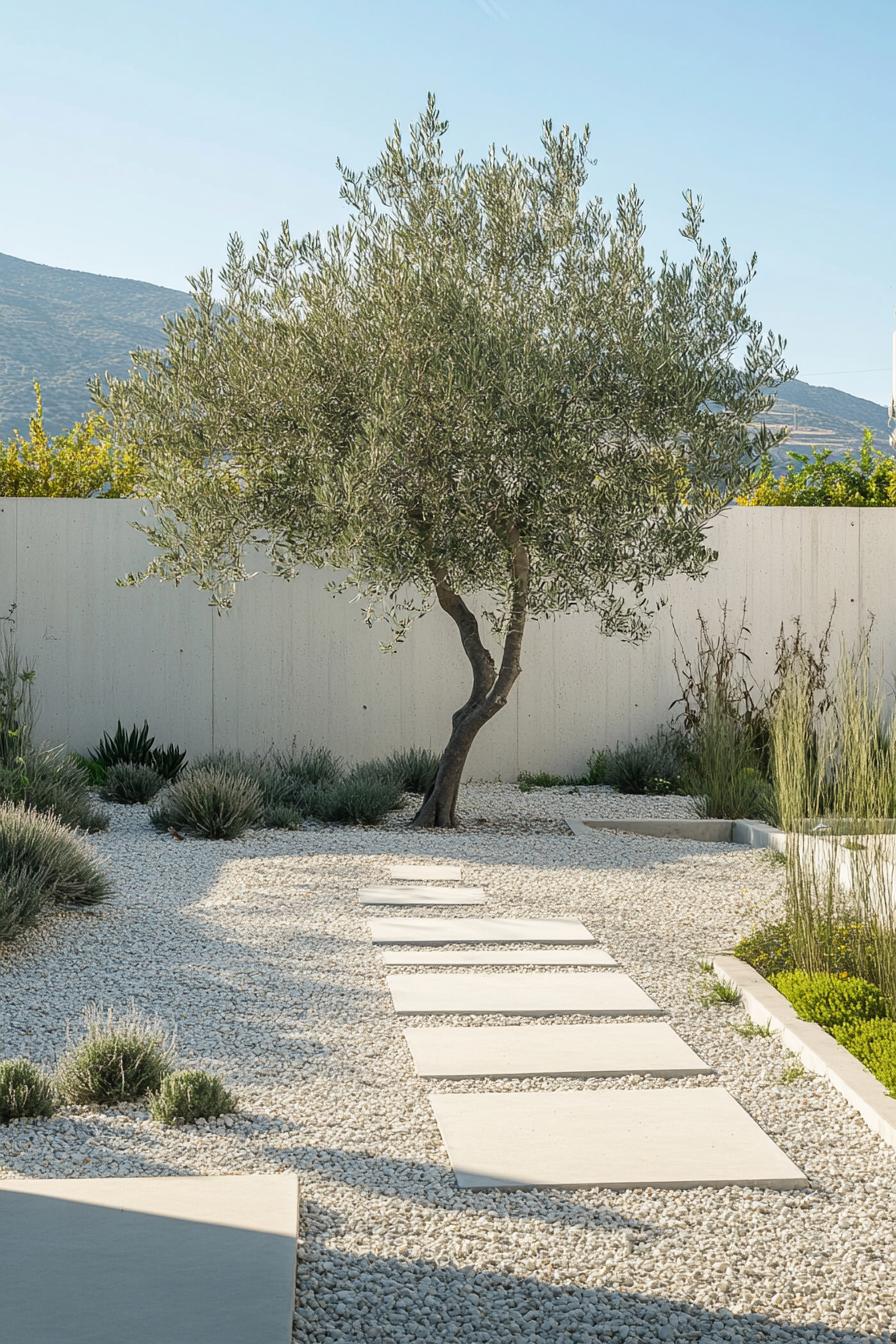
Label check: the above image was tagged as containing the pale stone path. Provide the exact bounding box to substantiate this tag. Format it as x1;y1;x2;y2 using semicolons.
404;1021;712;1078
366;861;806;1193
369;916;595;944
387;970;664;1016
359;885;486;906
429;1089;808;1190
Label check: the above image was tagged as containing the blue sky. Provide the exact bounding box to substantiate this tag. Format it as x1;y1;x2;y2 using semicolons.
4;0;894;404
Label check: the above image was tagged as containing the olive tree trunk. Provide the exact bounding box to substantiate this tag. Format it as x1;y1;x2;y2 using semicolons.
412;541;529;828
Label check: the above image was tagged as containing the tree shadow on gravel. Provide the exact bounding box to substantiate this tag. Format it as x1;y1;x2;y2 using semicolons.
257;1148;659;1235
296;1243;893;1344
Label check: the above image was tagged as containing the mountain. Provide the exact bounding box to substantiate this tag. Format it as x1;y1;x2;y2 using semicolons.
756;378;892;462
0;252;188;439
0;252;891;459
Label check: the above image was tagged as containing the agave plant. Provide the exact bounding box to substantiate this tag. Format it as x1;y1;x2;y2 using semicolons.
90;721;155;770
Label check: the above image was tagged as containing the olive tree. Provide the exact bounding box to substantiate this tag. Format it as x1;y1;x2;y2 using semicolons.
97;97;793;827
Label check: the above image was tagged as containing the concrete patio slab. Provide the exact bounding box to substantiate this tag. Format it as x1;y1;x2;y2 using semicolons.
369;917;595;945
404;1022;712;1078
359;885;485;906
387;970;662;1015
0;1174;299;1344
389;864;462;882
429;1088;807;1189
381;947;617;966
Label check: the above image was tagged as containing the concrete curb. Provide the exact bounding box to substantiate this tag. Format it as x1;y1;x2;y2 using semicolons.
710;954;896;1154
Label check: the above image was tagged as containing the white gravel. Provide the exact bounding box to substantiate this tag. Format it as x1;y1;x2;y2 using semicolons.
2;784;895;1343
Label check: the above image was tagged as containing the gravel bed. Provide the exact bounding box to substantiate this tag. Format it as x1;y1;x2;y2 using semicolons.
2;786;895;1343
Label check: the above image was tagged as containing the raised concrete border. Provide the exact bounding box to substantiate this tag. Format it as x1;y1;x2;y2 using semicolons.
0;1173;299;1344
567;816;786;846
711;954;896;1154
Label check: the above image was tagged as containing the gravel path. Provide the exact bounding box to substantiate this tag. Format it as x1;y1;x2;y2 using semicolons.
2;785;895;1343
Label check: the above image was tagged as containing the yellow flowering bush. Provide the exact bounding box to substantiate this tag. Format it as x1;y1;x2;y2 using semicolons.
0;384;138;498
738;430;896;507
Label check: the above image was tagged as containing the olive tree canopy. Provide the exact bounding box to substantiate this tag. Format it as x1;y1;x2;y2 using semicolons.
97;97;793;826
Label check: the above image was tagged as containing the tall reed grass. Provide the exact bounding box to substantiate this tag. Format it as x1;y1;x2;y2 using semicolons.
771;641;896;1014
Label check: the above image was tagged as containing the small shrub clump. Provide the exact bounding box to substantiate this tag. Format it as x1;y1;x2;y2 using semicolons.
0;868;50;941
0;803;111;931
150;1069;237;1125
318;761;404;824
0;1058;56;1122
770;970;886;1033
603;729;688;796
56;1006;174;1105
0;749;108;832
150;766;263;839
733;922;794;978
385;747;440;795
101;762;165;805
833;1018;896;1096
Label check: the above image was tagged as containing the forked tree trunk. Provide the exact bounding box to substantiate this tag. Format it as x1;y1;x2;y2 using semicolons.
412;540;529;829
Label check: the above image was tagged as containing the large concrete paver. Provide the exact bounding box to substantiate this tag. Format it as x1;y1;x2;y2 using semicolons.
0;1174;298;1344
387;970;662;1016
381;947;617;966
359;885;485;906
369;917;594;945
388;864;462;882
429;1088;807;1189
404;1021;711;1077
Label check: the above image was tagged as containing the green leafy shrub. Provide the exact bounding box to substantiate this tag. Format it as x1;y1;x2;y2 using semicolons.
56;1006;174;1105
0;869;49;941
734;922;794;978
770;969;886;1032
90;721;186;781
385;747;439;795
101;763;165;804
150;766;263;839
738;431;896;507
518;770;568;792
0;1059;56;1122
71;753;107;786
149;1069;237;1125
0;383;138;497
584;750;606;785
833;1018;896;1095
604;729;688;795
318;761;404;824
0;802;111;910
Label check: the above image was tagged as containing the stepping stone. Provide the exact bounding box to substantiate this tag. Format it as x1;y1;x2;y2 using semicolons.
369;917;594;945
386;971;662;1016
404;1022;711;1078
389;864;463;882
382;947;617;966
429;1087;807;1189
359;885;485;906
0;1174;298;1344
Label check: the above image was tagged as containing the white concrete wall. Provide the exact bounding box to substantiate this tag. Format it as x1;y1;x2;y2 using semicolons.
1;499;893;778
